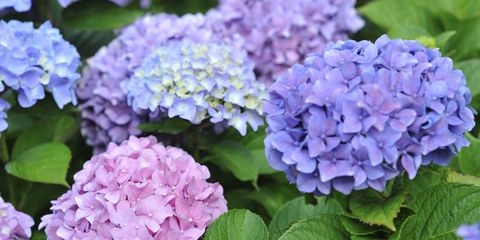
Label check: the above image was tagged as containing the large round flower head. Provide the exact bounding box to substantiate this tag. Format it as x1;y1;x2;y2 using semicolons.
0;196;34;240
77;13;223;153
0;0;30;12
264;35;475;195
458;223;480;240
0;20;80;132
123;41;267;136
206;0;364;84
40;136;228;240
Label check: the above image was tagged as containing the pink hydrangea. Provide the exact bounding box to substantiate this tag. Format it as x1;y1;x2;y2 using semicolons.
0;196;34;240
40;136;228;240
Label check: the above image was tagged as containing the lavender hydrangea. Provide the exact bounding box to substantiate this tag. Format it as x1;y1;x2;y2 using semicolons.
123;41;266;135
0;196;34;240
458;224;480;240
40;136;227;240
264;35;475;195
0;20;80;132
0;0;30;12
207;0;364;84
77;13;224;153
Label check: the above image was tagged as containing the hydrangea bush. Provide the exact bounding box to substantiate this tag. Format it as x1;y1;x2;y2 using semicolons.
123;41;266;135
264;35;475;195
0;197;34;240
40;136;227;239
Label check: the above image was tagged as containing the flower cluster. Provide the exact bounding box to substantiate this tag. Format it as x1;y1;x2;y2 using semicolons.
123;42;266;135
0;196;34;240
40;136;228;240
0;20;80;132
207;0;364;84
458;223;480;240
77;13;221;153
0;0;30;12
264;35;475;195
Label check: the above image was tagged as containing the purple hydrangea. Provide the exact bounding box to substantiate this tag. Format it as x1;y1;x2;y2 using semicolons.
0;196;34;240
458;224;480;240
0;20;80;132
0;0;30;12
264;35;475;195
207;0;364;84
77;13;224;153
40;136;227;240
123;41;266;135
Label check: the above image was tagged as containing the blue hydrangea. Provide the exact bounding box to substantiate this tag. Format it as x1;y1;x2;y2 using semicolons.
264;35;475;195
0;20;80;131
458;223;480;240
0;0;31;12
123;41;267;135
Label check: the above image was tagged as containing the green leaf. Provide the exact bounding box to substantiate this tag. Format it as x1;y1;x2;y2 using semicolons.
350;189;406;231
5;143;71;186
204;209;269;240
62;1;144;30
11;116;77;159
407;167;447;196
456;60;480;97
359;0;438;33
278;215;349;240
388;25;429;39
211;141;258;182
435;31;456;50
137;118;192;134
245;184;298;217
397;183;480;239
340;216;383;236
242;129;276;175
269;196;343;239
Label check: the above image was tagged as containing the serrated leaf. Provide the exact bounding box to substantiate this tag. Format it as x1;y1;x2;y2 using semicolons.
456;60;480;97
278;215;349;240
396;183;480;239
340;216;383;236
269;196;343;239
204;209;269;240
211;141;258;182
5;143;71;186
350;190;406;231
137;118;192;134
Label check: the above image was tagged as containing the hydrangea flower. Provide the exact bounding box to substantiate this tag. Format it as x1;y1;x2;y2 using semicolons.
77;13;222;153
0;20;80;133
0;0;31;12
40;136;228;240
458;224;480;240
0;196;34;240
123;41;266;135
207;0;364;84
264;35;475;195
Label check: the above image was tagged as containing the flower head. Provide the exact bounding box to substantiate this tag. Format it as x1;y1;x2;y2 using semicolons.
0;196;34;240
123;41;266;135
77;13;222;153
0;20;80;132
57;0;150;8
0;0;31;12
40;136;227;240
458;223;480;240
207;0;364;84
264;35;475;195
